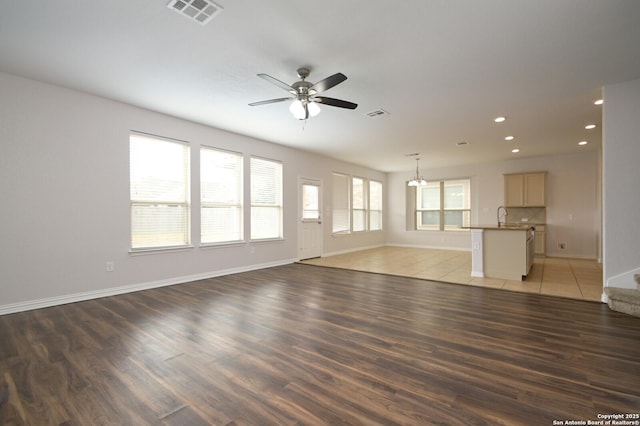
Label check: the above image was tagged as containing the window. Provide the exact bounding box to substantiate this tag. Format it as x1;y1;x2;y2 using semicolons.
369;180;383;231
352;177;366;232
250;157;283;240
130;133;190;249
332;173;350;234
200;147;243;244
333;173;383;234
302;183;320;220
416;179;470;230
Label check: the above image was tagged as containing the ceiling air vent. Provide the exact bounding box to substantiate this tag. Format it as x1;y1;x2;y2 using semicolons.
167;0;223;25
364;108;389;118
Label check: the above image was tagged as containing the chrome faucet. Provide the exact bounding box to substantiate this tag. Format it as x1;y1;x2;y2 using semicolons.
497;205;508;227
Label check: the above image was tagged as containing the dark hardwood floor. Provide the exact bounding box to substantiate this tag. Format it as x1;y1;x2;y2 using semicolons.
1;263;640;425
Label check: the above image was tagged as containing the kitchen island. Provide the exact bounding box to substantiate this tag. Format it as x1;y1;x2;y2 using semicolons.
468;224;535;281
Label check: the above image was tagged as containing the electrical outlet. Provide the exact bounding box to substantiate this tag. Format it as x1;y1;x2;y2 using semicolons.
557;242;567;250
106;261;115;272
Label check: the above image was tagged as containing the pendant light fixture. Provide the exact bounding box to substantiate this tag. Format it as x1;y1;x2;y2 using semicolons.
407;156;427;187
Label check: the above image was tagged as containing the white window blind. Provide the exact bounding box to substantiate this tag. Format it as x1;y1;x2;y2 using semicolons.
250;157;283;240
369;180;383;231
352;177;366;232
200;147;243;244
332;173;350;234
130;133;190;249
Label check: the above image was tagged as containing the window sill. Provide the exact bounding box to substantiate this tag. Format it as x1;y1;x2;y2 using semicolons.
129;245;195;256
332;231;351;238
249;237;285;244
200;241;246;249
414;228;470;233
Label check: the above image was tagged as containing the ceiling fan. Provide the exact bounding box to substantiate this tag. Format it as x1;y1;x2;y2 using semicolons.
249;67;358;120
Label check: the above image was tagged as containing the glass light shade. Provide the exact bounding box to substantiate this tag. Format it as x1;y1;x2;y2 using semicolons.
408;178;427;186
307;101;321;117
289;100;306;120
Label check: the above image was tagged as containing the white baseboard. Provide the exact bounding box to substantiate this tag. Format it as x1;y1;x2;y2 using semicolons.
320;244;385;258
545;253;599;260
386;243;471;252
0;259;296;316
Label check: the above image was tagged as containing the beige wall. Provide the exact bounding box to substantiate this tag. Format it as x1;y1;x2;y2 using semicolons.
603;77;640;289
386;150;601;260
0;72;385;312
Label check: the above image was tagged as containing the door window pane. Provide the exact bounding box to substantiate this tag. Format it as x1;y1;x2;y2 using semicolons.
302;184;320;220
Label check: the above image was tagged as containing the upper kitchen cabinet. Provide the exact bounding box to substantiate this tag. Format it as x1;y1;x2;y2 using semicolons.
504;172;546;207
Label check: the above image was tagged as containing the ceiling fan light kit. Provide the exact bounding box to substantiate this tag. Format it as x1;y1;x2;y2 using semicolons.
250;67;357;120
290;99;321;119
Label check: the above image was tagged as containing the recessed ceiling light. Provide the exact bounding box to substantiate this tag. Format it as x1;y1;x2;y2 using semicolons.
511;148;520;153
585;124;597;130
505;136;514;141
578;141;588;146
594;99;603;105
494;116;506;123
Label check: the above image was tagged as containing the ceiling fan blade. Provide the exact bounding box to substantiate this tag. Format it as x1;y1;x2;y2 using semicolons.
257;74;296;94
310;73;347;93
313;96;358;110
249;97;294;106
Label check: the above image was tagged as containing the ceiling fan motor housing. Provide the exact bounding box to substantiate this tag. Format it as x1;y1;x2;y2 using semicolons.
292;80;315;99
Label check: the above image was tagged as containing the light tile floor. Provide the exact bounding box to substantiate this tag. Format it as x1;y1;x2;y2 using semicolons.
301;246;604;302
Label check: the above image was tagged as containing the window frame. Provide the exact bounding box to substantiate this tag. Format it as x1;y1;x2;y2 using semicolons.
129;132;191;251
352;176;367;232
301;182;321;222
250;156;283;241
200;146;244;245
332;173;383;235
369;179;383;231
415;178;471;231
331;172;351;235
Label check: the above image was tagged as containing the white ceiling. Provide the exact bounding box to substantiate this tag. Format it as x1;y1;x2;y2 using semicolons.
1;0;639;172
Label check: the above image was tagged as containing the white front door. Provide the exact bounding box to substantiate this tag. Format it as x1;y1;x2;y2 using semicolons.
298;178;322;260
